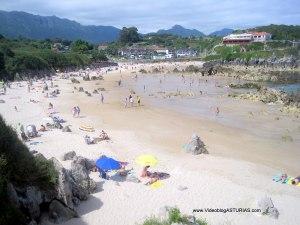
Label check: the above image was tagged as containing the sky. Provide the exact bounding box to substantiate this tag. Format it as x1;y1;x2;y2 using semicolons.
0;0;299;34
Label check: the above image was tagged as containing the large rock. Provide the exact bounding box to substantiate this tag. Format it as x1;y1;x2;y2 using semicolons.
183;134;208;155
72;156;95;171
62;151;76;161
7;183;20;208
17;186;43;220
62;126;72;132
257;197;279;219
51;158;74;209
70;162;97;200
48;200;78;224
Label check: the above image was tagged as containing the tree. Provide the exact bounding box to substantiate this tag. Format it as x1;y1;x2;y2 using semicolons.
0;52;4;71
91;50;108;61
71;39;93;53
119;27;140;44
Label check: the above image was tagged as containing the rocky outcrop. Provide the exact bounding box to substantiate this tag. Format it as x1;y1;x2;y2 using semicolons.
48;200;78;224
229;87;300;116
62;151;76;161
62;125;72;132
72;156;95;171
70;161;97;200
183;134;208;155
206;56;298;69
51;158;75;209
6;152;97;225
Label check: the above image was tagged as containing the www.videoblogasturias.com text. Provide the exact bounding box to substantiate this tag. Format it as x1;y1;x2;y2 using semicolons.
193;208;261;213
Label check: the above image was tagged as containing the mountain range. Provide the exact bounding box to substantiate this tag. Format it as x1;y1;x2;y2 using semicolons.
0;10;240;43
209;28;234;37
157;25;205;37
0;10;120;43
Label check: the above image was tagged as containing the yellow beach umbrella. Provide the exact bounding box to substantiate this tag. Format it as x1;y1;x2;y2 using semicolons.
135;154;158;167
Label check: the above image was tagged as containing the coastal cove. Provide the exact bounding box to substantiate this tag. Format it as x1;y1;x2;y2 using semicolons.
1;61;299;225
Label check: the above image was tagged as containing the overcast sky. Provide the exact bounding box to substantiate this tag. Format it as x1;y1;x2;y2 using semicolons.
0;0;299;34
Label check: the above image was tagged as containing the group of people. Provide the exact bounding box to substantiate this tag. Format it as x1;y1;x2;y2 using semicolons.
84;130;109;145
124;94;141;108
72;106;81;117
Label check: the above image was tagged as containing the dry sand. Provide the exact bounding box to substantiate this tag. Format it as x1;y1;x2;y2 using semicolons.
0;61;300;225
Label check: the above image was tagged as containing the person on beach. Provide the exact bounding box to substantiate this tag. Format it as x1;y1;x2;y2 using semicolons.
14;106;18;112
140;165;158;185
76;106;80;117
137;96;141;107
38;124;46;132
129;95;134;107
291;176;300;185
72;106;77;117
215;107;220;116
101;93;104;104
124;97;128;108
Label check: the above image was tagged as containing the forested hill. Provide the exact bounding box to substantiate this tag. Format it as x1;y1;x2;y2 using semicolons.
237;24;300;40
0;10;120;43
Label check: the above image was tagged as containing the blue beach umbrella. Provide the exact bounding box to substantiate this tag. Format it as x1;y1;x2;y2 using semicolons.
96;156;121;171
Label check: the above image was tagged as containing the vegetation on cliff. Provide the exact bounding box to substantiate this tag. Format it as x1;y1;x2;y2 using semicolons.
0;115;58;225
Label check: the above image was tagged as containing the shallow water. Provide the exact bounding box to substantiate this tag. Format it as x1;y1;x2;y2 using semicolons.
124;73;300;141
268;83;300;94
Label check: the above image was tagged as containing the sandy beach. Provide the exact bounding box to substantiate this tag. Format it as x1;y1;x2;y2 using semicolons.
1;61;300;225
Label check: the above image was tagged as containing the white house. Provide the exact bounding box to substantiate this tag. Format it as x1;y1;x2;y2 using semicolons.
248;32;272;42
223;32;272;45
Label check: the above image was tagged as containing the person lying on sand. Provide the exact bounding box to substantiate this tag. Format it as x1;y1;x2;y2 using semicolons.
291;176;300;185
140;165;159;185
99;130;109;140
84;135;95;145
38;125;47;132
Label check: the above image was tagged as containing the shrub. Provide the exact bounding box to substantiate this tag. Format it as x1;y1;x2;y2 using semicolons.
139;207;208;225
229;83;261;90
185;65;200;73
139;69;147;73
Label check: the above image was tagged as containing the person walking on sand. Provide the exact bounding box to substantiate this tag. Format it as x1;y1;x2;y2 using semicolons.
76;106;80;117
124;97;128;108
215;107;220;116
101;93;104;104
72;106;77;117
129;95;134;107
137;96;141;107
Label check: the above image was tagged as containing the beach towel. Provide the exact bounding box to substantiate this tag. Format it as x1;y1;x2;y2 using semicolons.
150;180;163;189
273;173;300;187
79;125;95;132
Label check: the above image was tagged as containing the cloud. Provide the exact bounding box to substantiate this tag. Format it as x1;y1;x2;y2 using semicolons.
0;0;299;34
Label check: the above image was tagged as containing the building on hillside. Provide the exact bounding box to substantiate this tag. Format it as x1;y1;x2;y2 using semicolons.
222;33;253;45
248;32;272;42
175;48;198;58
223;32;272;45
98;44;108;51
